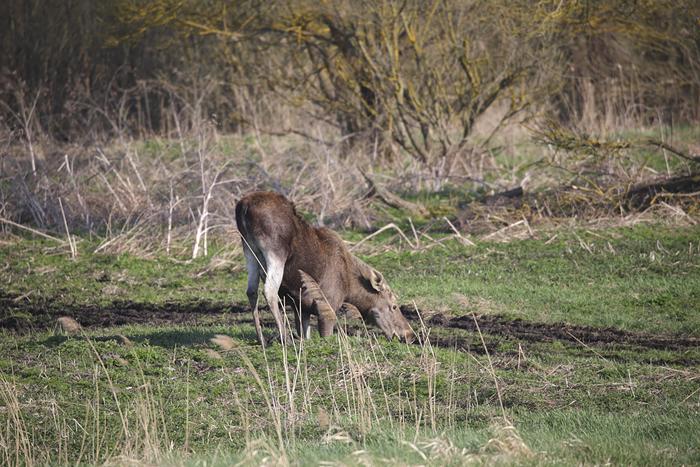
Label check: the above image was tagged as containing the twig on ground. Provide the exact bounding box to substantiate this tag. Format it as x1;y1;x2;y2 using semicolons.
444;216;475;246
350;223;415;251
0;217;67;244
360;170;429;217
521;215;534;237
566;331;610;364
408;217;420;247
483;220;525;240
420;232;449;250
59;198;77;259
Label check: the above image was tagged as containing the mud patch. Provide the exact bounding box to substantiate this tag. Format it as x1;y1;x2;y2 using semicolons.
2;291;697;354
401;305;700;352
0;291;247;331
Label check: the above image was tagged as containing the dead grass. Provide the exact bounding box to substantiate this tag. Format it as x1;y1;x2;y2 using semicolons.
1;95;698;263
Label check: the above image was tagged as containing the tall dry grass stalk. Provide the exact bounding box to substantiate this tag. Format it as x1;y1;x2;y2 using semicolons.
0;375;35;467
0;308;509;466
0;331;178;466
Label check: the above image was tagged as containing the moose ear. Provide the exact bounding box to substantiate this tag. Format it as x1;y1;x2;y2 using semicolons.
370;269;384;292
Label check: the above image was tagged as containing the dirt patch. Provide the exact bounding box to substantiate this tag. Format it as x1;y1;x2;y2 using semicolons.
402;306;700;352
0;291;247;331
2;291;697;353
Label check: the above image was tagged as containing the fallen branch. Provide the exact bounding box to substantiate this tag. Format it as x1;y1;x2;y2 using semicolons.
360;170;429;217
0;217;67;244
652;190;700;200
646;139;700;165
626;173;700;208
350;222;415;251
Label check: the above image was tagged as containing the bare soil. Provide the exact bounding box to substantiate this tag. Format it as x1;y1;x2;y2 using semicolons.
2;291;697;355
411;308;699;352
0;291;247;330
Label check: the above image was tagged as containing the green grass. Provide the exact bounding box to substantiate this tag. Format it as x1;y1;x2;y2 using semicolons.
0;223;698;465
0;239;249;310
372;224;700;334
183;409;700;465
3;225;698;334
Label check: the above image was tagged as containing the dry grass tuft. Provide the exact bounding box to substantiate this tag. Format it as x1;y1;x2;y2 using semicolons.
204;348;223;360
410;424;537;465
116;334;133;347
210;334;238;351
235;439;288;467
56;316;81;334
321;427;354;446
480;423;536;461
417;436;469;462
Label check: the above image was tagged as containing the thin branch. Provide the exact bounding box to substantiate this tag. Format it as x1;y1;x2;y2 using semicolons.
443;216;475;246
0;217;66;244
350;223;415;251
646;139;700;165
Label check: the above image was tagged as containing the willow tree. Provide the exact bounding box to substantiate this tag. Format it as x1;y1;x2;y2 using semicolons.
113;1;555;163
264;1;552;166
111;0;700;166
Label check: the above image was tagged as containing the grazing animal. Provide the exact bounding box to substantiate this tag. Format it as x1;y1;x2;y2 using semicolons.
235;191;414;345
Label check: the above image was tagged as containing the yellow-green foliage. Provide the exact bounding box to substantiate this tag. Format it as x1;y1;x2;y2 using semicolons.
4;0;697;156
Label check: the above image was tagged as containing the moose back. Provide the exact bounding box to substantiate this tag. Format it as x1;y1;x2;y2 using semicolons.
235;191;414;345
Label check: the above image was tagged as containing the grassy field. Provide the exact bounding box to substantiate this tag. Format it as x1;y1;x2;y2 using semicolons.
1;222;699;465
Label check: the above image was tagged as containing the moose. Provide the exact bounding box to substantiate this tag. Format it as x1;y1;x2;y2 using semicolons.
235;191;414;346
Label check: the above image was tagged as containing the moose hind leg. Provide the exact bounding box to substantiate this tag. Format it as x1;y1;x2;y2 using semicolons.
263;252;288;344
244;245;265;346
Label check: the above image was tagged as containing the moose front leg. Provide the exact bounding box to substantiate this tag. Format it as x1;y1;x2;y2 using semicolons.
315;301;337;337
298;269;337;338
294;307;312;340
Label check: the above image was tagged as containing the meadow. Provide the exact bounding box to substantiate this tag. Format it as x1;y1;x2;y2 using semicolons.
1;220;698;465
3;3;700;463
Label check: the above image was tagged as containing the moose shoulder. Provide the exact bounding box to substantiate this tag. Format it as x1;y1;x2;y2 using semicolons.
235;191;414;346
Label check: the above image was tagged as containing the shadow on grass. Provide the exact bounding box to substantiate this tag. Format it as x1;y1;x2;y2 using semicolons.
128;329;236;348
40;326;265;349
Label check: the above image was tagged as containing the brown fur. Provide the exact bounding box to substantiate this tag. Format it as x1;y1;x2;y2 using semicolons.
235;191;414;344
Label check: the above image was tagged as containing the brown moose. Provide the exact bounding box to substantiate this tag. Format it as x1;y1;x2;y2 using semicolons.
235;191;414;345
